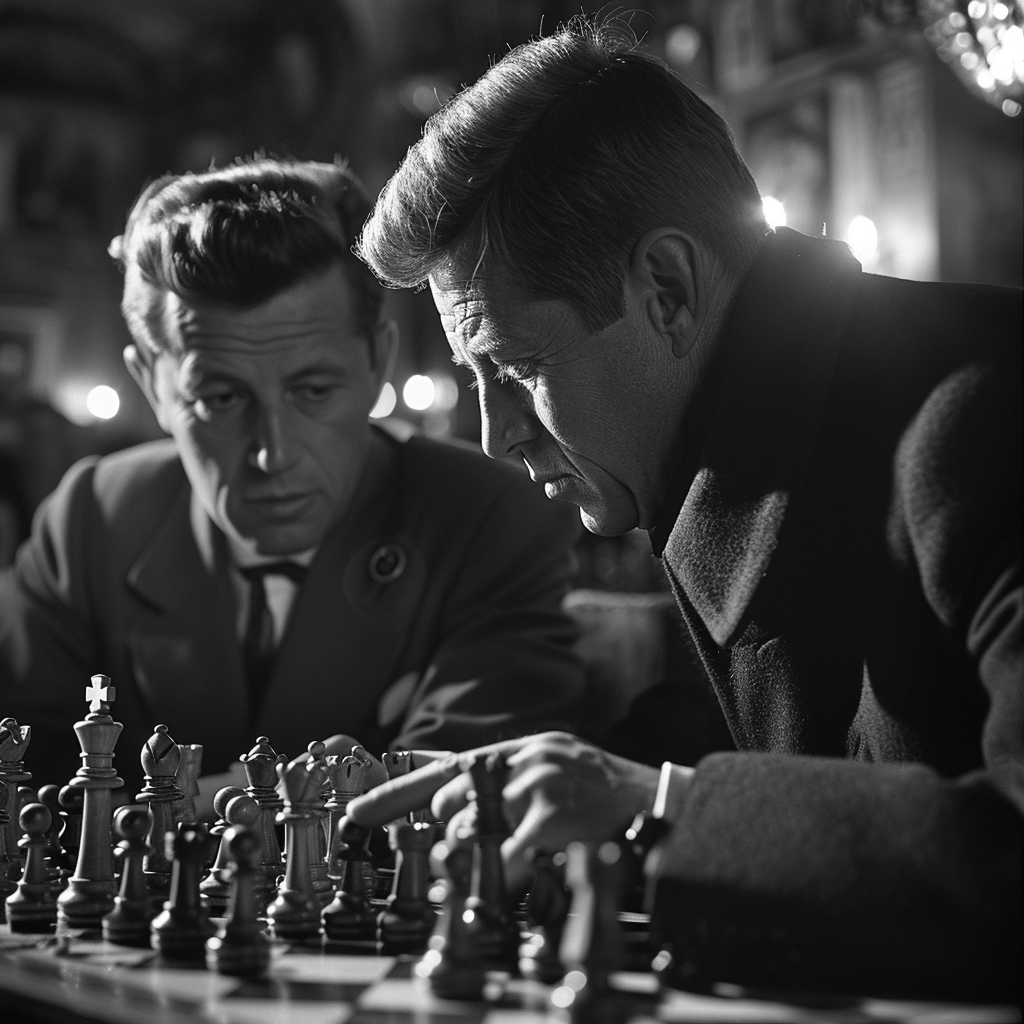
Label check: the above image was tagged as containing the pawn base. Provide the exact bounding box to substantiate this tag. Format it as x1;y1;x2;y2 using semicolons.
206;932;271;977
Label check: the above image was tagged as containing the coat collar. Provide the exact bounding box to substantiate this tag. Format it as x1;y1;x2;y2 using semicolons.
663;228;861;647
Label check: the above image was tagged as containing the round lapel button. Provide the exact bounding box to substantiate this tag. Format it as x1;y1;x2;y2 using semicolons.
368;543;406;584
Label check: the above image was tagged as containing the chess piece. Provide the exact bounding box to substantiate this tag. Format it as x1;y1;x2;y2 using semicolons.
207;826;271;976
201;789;259;916
463;751;519;972
151;822;217;959
37;785;65;892
418;842;487;999
240;736;286;891
57;784;84;882
324;753;367;871
303;741;334;907
520;849;571;983
549;841;629;1024
174;744;204;825
0;787;14;920
265;753;328;941
102;806;157;946
322;816;377;941
0;717;32;880
136;725;184;898
57;675;124;929
6;802;58;932
378;818;438;954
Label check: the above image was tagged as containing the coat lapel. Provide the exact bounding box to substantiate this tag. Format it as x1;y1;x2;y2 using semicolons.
125;485;249;769
666;229;861;647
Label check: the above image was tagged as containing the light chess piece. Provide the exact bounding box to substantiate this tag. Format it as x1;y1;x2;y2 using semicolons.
56;675;124;929
240;737;286;892
0;717;32;882
201;790;259;916
265;752;329;941
136;724;183;899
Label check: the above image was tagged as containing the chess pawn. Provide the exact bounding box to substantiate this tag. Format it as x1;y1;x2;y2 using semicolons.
417;842;486;1000
463;752;520;972
240;736;286;891
6;803;57;932
520;848;571;983
378;818;438;954
206;826;271;977
201;790;259;916
174;744;204;825
549;841;629;1024
322;816;377;942
57;675;124;929
136;725;184;898
265;753;329;941
0;716;32;880
37;785;65;892
103;806;157;946
151;822;217;960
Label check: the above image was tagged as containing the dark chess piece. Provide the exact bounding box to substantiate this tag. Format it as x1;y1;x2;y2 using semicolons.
240;737;286;893
0;716;32;881
201;789;259;916
520;848;571;983
136;725;184;899
206;826;271;977
102;806;157;946
6;802;58;932
549;841;629;1024
37;785;65;892
266;753;329;941
322;816;377;942
57;675;124;929
151;822;217;959
463;751;520;972
419;842;487;999
57;784;84;883
324;753;368;884
0;787;14;921
378;818;438;954
174;744;203;825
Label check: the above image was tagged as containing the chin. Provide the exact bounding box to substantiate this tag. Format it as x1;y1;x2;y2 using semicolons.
579;507;637;538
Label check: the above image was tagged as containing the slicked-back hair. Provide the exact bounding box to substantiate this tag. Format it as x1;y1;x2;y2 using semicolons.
112;157;383;357
358;19;766;333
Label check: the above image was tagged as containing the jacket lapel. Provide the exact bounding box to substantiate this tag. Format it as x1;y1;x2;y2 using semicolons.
125;485;250;767
666;229;861;647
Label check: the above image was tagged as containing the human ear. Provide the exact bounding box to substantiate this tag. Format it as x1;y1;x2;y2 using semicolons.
124;344;171;434
629;229;701;359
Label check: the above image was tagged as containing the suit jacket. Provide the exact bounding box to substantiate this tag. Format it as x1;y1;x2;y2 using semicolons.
0;427;584;797
650;228;1022;1000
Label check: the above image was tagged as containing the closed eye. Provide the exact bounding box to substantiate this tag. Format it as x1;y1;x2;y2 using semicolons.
492;359;537;386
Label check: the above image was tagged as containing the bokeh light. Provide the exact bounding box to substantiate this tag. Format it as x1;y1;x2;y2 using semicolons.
86;385;119;420
403;374;436;411
846;215;879;263
762;196;787;228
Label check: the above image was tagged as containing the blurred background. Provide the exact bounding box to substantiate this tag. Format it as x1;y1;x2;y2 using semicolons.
0;0;1021;580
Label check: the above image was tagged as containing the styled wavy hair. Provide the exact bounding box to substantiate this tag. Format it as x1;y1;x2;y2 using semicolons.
111;157;383;357
357;18;765;333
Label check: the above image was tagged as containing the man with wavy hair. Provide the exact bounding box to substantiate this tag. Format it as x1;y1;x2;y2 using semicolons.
352;19;1022;1001
0;157;584;801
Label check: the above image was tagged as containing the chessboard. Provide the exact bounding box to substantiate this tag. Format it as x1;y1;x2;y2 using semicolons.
1;923;1019;1024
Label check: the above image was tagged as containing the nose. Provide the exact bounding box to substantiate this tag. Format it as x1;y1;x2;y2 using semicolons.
248;403;300;474
478;377;539;460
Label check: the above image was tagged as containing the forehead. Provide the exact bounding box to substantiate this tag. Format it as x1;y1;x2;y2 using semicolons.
162;264;362;361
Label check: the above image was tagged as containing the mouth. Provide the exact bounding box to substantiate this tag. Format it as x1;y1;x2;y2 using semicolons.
243;492;316;516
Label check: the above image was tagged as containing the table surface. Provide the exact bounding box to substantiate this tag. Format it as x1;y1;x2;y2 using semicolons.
0;923;1020;1024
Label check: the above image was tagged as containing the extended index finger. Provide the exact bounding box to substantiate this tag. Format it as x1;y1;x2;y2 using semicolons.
346;753;465;826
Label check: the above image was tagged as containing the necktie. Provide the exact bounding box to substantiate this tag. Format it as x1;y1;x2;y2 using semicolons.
239;562;307;713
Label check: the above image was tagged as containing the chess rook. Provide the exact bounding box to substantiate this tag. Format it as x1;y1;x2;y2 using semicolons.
57;675;124;929
151;822;217;959
175;744;204;824
0;717;32;881
102;805;157;946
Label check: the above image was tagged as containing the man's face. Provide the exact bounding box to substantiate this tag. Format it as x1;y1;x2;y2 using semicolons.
133;265;388;556
430;271;684;536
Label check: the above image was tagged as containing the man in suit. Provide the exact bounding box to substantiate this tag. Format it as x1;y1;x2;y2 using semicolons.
0;158;584;802
349;20;1022;1000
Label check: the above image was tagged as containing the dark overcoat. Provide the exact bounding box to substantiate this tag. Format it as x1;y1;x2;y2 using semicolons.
651;227;1022;1000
